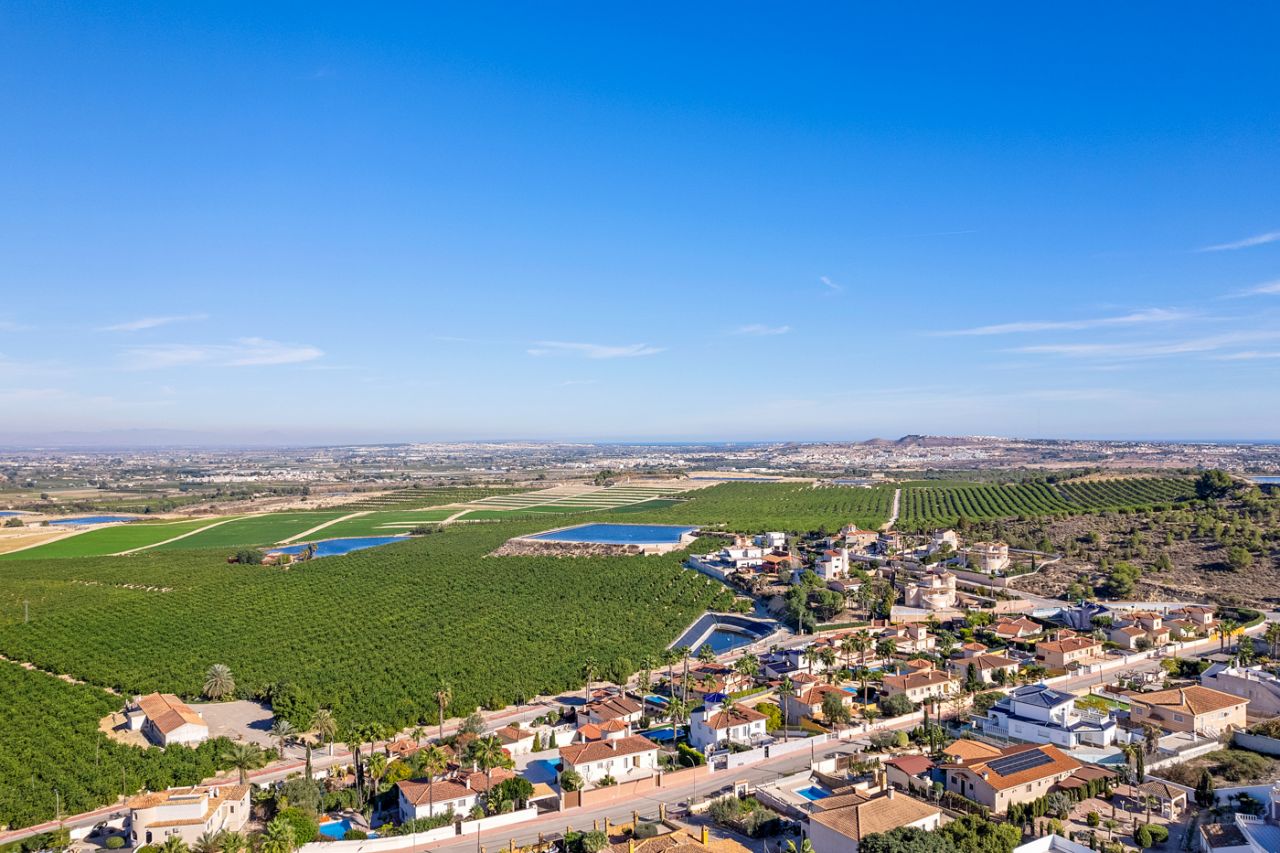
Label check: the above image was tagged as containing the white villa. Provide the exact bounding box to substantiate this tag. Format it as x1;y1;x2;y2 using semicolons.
980;684;1116;748
397;778;478;821
689;701;768;752
967;541;1011;573
559;734;660;786
814;548;849;580
1202;663;1280;718
904;568;958;610
125;693;209;747
128;785;249;848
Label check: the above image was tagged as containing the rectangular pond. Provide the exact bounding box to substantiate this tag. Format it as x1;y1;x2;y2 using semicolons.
268;535;406;559
47;515;138;525
528;523;697;545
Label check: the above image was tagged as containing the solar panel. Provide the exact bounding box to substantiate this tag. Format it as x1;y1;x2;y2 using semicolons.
987;749;1054;777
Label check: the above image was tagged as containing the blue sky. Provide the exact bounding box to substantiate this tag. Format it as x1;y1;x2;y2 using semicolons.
1;3;1279;444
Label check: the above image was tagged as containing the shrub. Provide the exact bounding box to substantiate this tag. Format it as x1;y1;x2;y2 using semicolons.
559;768;584;792
276;807;319;846
105;837;125;850
343;830;368;841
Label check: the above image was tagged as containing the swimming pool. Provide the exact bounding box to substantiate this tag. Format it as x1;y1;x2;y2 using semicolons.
528;523;697;545
318;818;375;840
702;628;754;654
47;515;137;525
268;535;406;559
640;726;685;743
795;785;831;801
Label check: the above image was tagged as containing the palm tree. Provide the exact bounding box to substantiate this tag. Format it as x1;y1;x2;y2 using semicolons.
667;697;689;745
697;644;717;665
219;832;247;853
735;653;759;684
671;645;692;701
1217;619;1239;652
581;656;599;705
1264;622;1280;658
862;706;880;727
310;708;337;756
259;816;296;853
411;725;426;745
777;677;796;743
160;837;191;853
876;639;897;670
839;635;858;672
417;743;449;817
852;634;872;668
203;664;235;700
639;657;655;694
784;839;815;853
270;719;297;759
434;680;453;741
193;832;224;853
365;751;388;795
472;734;507;795
817;647;839;682
1142;723;1161;756
220;741;267;785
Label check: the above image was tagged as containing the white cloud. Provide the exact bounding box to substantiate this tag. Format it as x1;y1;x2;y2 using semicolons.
527;341;664;359
1212;350;1280;361
1198;230;1280;252
945;308;1186;336
733;324;791;336
1011;330;1280;360
102;314;208;332
819;276;843;293
121;337;323;370
1243;280;1280;296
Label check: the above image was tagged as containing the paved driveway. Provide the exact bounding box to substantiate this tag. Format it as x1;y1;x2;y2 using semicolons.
190;699;276;747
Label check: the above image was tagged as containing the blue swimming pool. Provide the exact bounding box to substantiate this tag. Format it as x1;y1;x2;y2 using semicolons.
529;523;697;545
318;818;375;840
795;785;831;801
269;535;406;559
0;511;22;517
47;515;137;525
641;726;685;743
702;628;754;654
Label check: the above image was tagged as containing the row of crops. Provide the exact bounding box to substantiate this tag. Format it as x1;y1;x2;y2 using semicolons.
0;659;232;830
895;477;1194;530
0;520;719;771
336;485;523;510
595;482;895;532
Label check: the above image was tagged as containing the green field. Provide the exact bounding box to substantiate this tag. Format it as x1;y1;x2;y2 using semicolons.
895;477;1194;530
0;521;721;733
337;486;524;510
1;517;228;560
591;482;894;531
308;508;458;537
151;511;349;550
0;659;232;831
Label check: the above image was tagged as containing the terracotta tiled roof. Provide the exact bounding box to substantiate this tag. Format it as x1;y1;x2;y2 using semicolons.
397;778;474;805
885;754;934;776
496;725;532;744
808;792;940;841
1138;781;1185;801
127;784;248;813
1130;685;1245;716
1036;636;1099;655
585;695;643;721
457;766;515;793
941;739;1002;761
941;743;1081;791
135;693;205;735
703;705;767;729
560;734;658;765
882;670;954;691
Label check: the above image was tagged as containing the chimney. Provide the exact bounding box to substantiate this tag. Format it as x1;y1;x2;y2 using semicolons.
886;786;895;800
629;842;635;853
464;776;471;790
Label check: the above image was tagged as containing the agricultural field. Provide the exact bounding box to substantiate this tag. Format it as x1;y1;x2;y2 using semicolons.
0;517;226;560
0;659;231;830
306;508;459;537
150;510;350;550
0;521;722;741
596;482;894;531
895;477;1194;531
336;485;524;511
